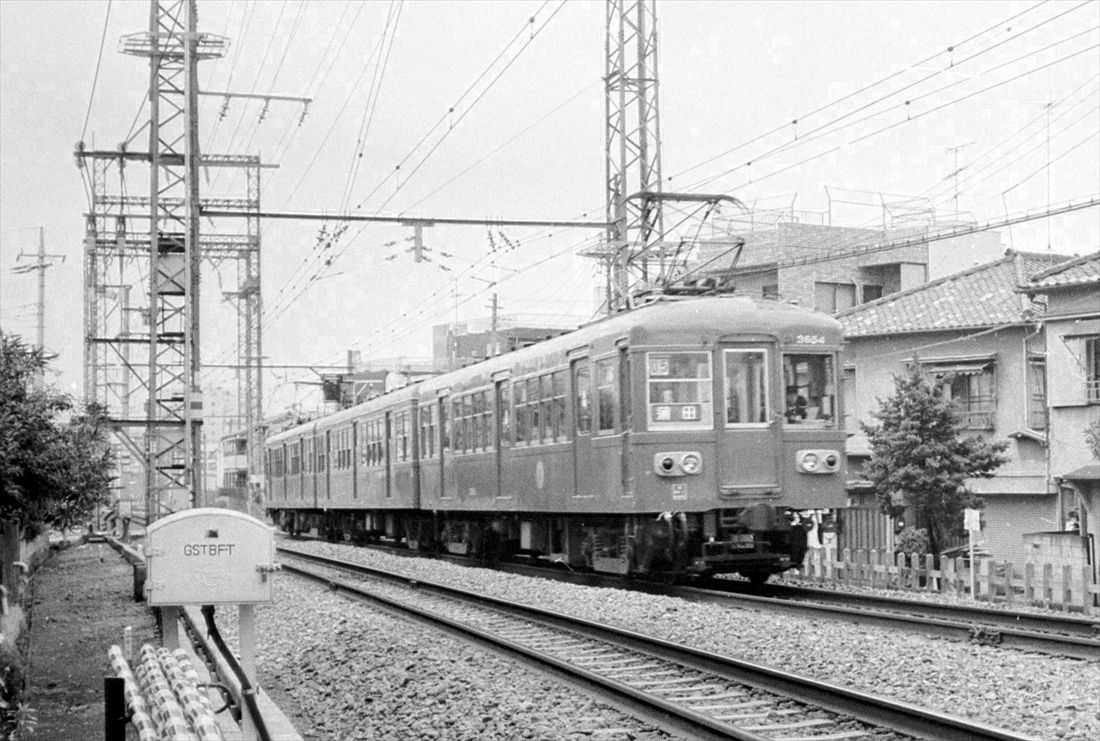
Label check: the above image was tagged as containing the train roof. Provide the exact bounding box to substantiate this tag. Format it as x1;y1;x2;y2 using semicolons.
265;295;841;444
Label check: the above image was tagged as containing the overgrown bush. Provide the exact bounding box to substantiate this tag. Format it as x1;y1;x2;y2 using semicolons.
895;526;930;556
1;631;34;740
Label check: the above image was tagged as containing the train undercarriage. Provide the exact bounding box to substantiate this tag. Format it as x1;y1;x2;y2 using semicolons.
271;504;809;583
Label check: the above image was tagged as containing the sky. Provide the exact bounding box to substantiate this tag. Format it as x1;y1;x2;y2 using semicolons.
1;0;1098;429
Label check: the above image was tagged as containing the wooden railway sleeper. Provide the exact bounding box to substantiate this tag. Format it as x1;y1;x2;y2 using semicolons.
969;625;1004;646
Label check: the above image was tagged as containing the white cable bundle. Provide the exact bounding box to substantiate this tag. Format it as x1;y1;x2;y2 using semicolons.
156;647;223;741
171;648;213;714
107;645;158;741
135;644;197;741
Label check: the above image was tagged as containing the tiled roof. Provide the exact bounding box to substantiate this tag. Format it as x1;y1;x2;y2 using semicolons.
1021;251;1100;291
838;251;1070;337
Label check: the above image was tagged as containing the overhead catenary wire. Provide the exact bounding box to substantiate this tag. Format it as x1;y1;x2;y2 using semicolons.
80;0;113;144
262;1;568;328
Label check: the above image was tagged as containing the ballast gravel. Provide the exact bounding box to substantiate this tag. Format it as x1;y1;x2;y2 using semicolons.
238;541;1097;741
223;576;678;740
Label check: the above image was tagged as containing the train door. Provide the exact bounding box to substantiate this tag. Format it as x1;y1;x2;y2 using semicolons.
571;356;594;498
716;346;779;491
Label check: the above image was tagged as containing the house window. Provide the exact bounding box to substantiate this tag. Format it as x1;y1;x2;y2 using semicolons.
814;282;856;313
1026;357;1046;430
1087;337;1100;404
762;284;780;300
860;284;884;303
925;361;995;430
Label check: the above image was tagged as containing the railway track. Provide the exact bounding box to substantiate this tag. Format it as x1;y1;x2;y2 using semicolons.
278;546;1038;741
282;536;1100;660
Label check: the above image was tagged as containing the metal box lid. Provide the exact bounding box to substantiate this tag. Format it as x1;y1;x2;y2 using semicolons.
145;508;276;606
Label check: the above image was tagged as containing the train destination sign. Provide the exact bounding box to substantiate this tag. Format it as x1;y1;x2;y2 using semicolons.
145;508;277;606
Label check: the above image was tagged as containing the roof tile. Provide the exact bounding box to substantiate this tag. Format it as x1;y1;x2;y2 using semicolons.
838;251;1071;337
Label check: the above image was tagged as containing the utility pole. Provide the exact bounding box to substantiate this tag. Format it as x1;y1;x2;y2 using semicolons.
13;228;65;388
945;142;972;221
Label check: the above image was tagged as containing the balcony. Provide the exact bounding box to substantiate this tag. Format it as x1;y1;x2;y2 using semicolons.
958;410;994;430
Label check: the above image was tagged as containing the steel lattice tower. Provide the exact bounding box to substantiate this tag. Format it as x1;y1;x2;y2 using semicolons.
604;0;663;310
76;0;273;523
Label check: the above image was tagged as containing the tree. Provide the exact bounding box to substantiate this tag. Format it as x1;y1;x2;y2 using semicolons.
0;332;115;540
1085;419;1100;462
861;364;1008;555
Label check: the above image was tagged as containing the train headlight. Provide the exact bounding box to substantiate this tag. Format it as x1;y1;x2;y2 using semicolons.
796;449;841;474
801;452;819;471
654;451;702;477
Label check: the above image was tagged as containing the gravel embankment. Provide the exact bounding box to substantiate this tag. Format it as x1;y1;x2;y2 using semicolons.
220;576;680;740
267;541;1099;741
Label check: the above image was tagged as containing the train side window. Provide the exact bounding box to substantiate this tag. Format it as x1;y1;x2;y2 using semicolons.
463;395;474;452
421;404;437;458
646;351;713;430
452;399;464;452
551;371;566;441
514;381;528;443
497;381;512;447
596;357;618;435
724;350;769;425
574;361;592;435
441;399;451;453
619;349;631;431
484;389;497;446
782;353;837;426
539;376;553;443
527;377;542;445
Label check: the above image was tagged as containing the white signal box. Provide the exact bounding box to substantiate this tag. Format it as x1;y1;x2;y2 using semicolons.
145;508;277;606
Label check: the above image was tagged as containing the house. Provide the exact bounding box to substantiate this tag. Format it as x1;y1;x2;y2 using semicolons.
837;250;1072;564
1019;252;1100;590
696;220;1003;311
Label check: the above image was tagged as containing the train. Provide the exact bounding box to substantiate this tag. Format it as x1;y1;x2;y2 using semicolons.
264;293;847;582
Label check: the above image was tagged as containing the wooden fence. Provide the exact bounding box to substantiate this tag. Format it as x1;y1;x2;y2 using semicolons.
796;547;1100;615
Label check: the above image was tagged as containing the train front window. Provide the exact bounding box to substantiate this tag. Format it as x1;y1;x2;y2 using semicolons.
646;351;713;430
724;350;769;425
782;352;837;426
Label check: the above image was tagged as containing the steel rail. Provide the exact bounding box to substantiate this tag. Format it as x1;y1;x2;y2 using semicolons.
278;536;1100;659
279;546;1038;741
280;557;750;741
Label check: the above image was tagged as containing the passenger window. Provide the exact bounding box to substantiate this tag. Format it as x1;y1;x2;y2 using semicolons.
596;358;618;434
724;350;769;425
646;352;713;430
527;378;541;444
574;362;592;435
551;372;566;441
497;381;511;447
783;353;836;427
514;382;528;443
